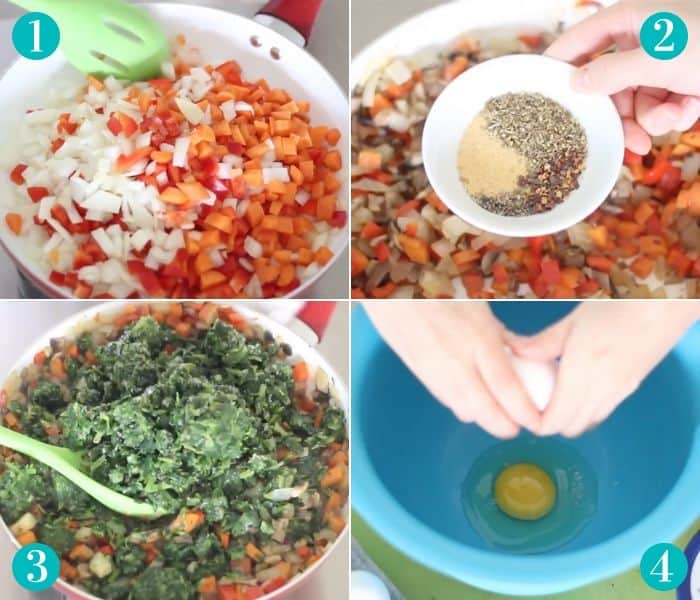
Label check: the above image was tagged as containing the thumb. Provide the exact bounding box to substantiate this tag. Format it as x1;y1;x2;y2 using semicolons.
572;49;669;96
507;316;573;362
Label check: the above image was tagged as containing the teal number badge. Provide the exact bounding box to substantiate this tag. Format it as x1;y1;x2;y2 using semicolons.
640;12;688;60
640;542;689;591
11;543;60;591
12;12;60;60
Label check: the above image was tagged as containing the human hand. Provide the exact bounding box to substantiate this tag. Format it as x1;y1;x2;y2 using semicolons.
508;302;700;438
363;301;541;438
546;1;700;154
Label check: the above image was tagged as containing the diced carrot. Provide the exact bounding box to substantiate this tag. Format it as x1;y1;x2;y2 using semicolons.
639;235;667;257
160;186;189;205
316;195;336;221
323;150;342;171
315;246;333;266
194;251;214;274
518;33;543;48
293;361;309;382
326;128;341;145
17;531;37;546
199;576;217;594
245;542;264;562
360;221;385;240
50;355;66;379
200;270;227;289
87;75;105;91
634;201;655;225
369;93;392;118
588;225;608;248
5;213;22;235
616;220;643;238
451;248;480;267
204;212;234;233
369;282;396;299
586;255;615;273
630;256;654;279
398;234;429;264
321;465;345;488
169;509;205;533
443;55;469;81
277;263;296;287
69;543;94;561
60;560;78;581
358;150;382;171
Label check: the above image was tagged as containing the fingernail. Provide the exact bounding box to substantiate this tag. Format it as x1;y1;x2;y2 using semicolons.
572;67;592;91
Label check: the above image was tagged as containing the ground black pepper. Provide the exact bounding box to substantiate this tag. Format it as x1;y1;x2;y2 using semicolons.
461;92;587;216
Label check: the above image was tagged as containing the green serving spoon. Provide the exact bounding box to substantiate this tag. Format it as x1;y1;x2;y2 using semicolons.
9;0;169;81
0;425;167;518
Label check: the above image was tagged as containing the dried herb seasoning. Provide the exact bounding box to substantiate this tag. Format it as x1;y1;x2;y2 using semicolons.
458;92;587;216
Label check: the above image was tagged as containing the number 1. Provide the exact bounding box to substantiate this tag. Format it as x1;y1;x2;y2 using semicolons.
29;19;41;53
650;550;673;583
654;18;675;52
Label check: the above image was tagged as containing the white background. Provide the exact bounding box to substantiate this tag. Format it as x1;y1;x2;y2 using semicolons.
0;0;348;299
0;300;349;600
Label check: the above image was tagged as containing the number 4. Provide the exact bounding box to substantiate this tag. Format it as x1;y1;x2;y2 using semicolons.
650;550;673;583
29;19;42;53
654;18;675;52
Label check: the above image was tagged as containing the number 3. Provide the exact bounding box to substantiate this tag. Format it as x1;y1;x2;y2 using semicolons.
29;19;42;53
26;549;47;584
654;17;675;52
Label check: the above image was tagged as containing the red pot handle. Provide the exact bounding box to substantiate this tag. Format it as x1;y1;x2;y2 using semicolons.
256;0;324;47
296;301;335;341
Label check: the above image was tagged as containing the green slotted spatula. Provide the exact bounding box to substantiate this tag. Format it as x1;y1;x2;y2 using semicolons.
9;0;169;81
0;425;168;518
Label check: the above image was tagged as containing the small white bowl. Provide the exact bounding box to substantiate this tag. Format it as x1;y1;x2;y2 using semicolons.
422;54;624;238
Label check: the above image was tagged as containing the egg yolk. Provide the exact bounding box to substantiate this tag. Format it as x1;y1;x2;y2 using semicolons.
494;463;556;521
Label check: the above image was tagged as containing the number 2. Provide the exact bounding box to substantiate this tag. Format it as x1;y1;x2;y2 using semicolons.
29;19;41;53
26;549;47;584
650;550;673;583
654;18;675;52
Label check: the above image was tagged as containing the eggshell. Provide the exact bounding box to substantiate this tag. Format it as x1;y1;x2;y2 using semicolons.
508;351;557;411
351;570;391;600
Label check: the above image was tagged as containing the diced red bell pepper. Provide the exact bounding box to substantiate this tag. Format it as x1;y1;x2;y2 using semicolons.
73;249;96;270
623;148;643;166
49;270;66;286
667;246;693;276
527;235;549;256
230;176;246;199
492;263;509;285
262;577;287;593
227;142;244;155
50;205;71;229
148;78;173;92
107;115;122;136
216;584;238;600
73;281;93;299
641;159;672;186
116;112;138;137
656;165;682;197
540;258;561;285
329;210;347;228
10;164;27;185
243;587;265;600
27;186;49;203
127;260;165;296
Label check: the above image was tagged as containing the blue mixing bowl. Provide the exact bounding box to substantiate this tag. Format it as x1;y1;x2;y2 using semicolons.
352;302;700;596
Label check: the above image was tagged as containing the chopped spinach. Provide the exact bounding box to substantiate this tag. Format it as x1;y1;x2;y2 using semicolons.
0;311;346;600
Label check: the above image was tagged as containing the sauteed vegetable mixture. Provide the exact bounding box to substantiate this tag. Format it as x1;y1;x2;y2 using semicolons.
0;303;347;599
351;32;700;299
3;37;346;299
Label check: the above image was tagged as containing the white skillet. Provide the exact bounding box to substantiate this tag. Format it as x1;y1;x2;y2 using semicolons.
0;1;348;299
